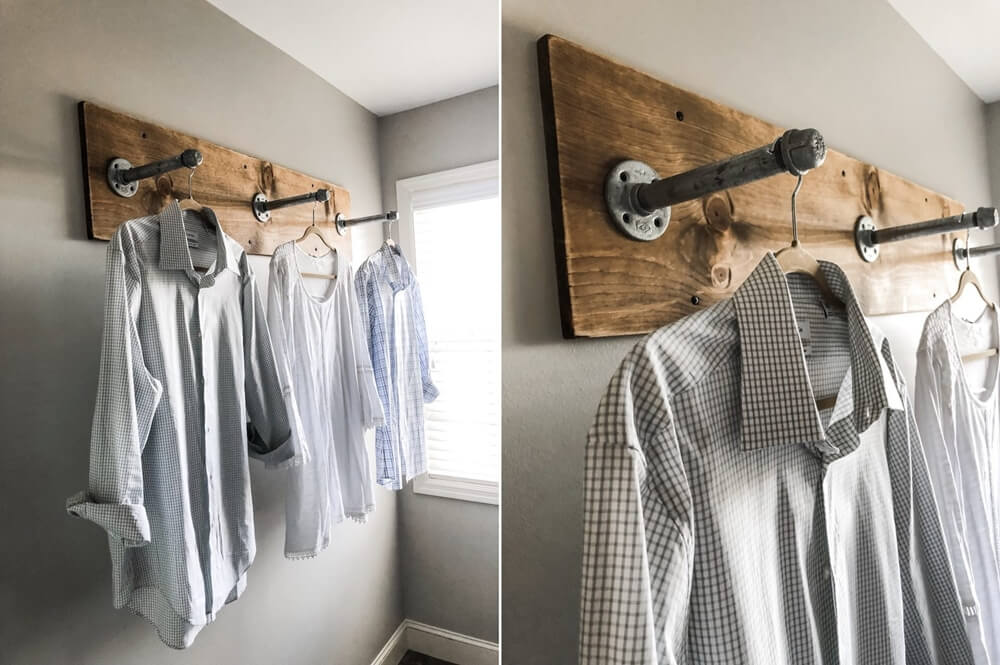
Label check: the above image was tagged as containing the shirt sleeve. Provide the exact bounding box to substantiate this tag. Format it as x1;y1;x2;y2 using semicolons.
242;259;300;469
887;360;976;665
263;258;310;468
409;281;439;403
580;349;693;665
349;274;385;429
66;227;162;548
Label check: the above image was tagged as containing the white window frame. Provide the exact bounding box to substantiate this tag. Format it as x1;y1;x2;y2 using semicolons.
395;160;500;505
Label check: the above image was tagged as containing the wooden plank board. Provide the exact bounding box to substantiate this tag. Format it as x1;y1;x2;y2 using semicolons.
79;101;351;258
538;35;966;338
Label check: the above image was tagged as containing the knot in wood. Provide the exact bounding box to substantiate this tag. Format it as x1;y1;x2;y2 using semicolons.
711;264;732;288
704;194;733;232
863;166;882;215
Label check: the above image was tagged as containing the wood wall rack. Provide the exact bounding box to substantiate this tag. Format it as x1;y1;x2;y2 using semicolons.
78;101;352;258
537;35;982;339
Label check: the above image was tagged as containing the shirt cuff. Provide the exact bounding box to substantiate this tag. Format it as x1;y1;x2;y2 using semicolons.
249;431;309;470
66;491;151;547
423;381;440;403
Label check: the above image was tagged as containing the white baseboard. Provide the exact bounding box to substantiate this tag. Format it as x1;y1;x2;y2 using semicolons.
371;619;498;665
370;621;410;665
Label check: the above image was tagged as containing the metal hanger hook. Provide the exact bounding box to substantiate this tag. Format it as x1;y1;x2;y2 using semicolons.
790;173;803;247
964;229;973;272
186;166;197;201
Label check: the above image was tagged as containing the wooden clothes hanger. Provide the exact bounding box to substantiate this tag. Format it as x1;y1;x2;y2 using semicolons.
774;174;839;307
774;173;842;411
951;236;998;362
295;201;338;281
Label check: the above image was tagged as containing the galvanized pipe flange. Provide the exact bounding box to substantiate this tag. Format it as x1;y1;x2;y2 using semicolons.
604;160;671;241
855;215;879;263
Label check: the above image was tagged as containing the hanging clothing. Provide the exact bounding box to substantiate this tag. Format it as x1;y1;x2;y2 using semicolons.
66;201;301;649
579;253;973;665
915;300;1000;665
355;243;438;490
267;242;384;558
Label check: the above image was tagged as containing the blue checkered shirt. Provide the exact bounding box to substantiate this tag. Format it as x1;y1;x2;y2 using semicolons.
355;243;438;490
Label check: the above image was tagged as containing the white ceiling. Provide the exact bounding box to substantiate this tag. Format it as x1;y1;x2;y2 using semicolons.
205;0;498;116
888;0;1000;103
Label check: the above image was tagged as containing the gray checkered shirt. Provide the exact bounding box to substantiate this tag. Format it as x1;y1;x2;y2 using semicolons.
66;201;301;649
580;253;974;664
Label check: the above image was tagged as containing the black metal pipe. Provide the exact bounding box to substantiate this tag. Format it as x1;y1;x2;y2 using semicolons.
120;149;203;184
633;128;826;212
864;207;999;247
335;210;398;236
338;211;398;228
958;242;1000;260
257;188;330;213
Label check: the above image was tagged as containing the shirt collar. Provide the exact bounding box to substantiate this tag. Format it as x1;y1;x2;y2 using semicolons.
157;200;239;275
731;253;903;451
371;241;413;291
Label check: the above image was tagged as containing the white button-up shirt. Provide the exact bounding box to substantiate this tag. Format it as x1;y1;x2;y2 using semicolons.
580;254;974;664
915;300;1000;665
66;202;300;649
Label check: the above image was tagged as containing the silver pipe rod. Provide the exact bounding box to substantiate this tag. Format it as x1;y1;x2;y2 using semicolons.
633;128;826;212
335;210;398;236
866;207;998;246
259;188;330;213
958;243;1000;260
120;149;203;184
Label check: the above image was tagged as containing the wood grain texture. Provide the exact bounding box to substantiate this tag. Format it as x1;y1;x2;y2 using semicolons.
79;101;351;258
538;35;966;338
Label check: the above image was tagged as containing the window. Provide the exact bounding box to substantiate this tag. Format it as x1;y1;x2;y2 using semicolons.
395;161;500;504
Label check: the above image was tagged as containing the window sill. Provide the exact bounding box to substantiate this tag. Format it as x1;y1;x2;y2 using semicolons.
413;473;499;505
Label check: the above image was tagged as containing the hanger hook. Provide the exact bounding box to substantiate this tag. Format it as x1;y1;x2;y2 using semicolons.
186;166;197;201
790;173;803;247
964;228;973;272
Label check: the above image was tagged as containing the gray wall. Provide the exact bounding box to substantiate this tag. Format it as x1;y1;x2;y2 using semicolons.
501;0;997;663
989;102;1000;203
0;1;398;663
377;86;500;642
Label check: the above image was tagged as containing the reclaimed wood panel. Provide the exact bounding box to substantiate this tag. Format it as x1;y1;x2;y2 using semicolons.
78;101;351;257
538;35;966;338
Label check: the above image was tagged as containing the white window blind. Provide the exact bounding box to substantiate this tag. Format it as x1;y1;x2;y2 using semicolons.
397;162;500;503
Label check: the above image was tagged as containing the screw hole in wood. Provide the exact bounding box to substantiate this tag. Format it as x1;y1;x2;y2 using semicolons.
691;295;700;305
675;110;684;121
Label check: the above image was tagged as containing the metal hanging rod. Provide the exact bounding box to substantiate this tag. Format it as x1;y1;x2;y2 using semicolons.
605;128;827;241
252;188;330;223
953;237;1000;267
335;211;398;236
854;207;999;263
107;148;203;198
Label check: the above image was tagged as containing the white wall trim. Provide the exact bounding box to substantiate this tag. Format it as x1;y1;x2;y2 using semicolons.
413;473;499;505
370;619;499;665
370;621;410;665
